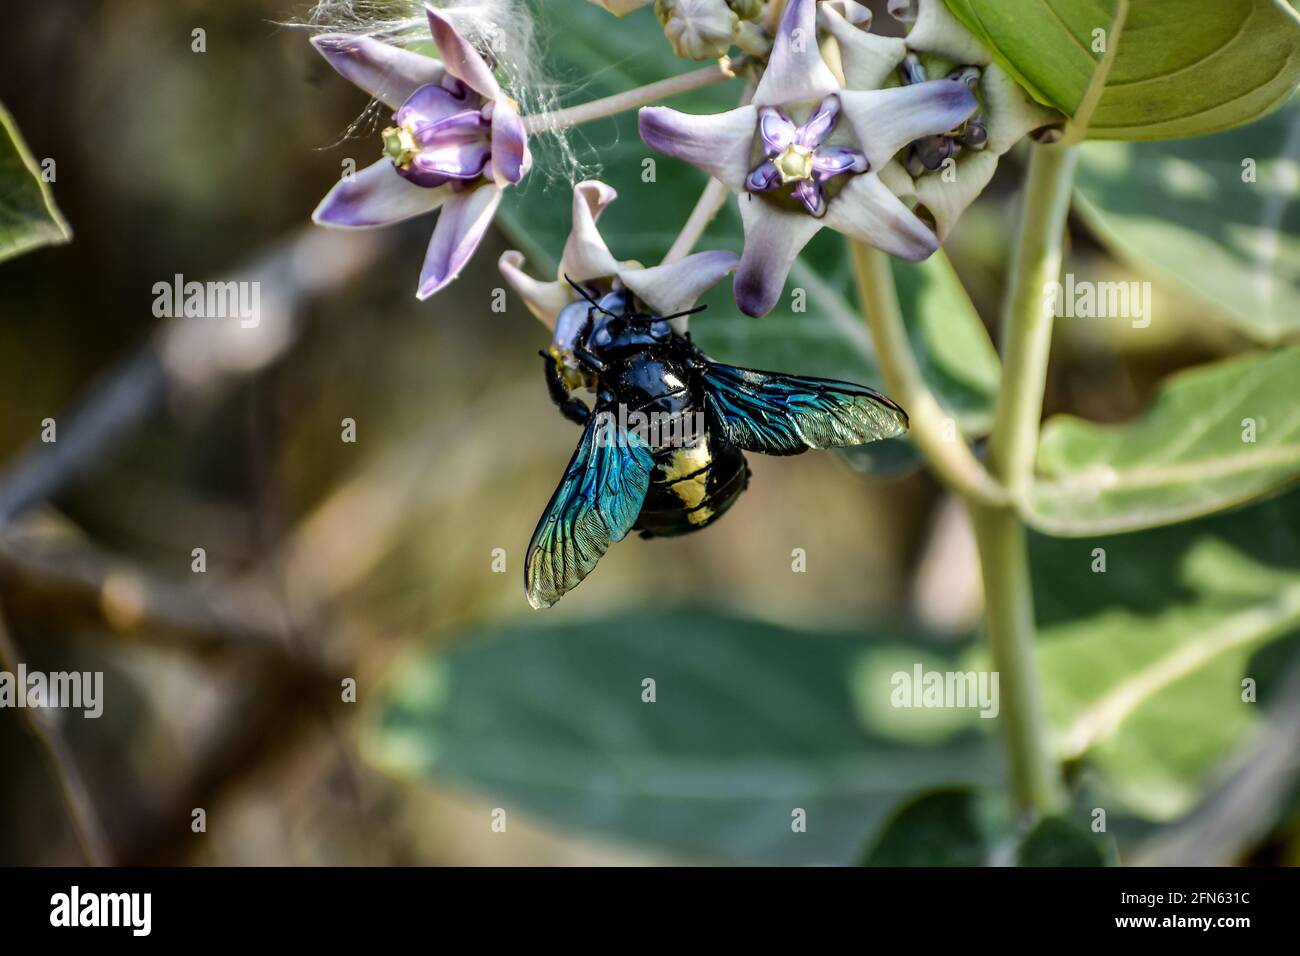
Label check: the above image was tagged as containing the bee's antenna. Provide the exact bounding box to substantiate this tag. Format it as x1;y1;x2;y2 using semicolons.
659;303;708;321
564;274;617;317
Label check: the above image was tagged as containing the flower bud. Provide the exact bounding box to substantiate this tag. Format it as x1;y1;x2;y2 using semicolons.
656;0;738;60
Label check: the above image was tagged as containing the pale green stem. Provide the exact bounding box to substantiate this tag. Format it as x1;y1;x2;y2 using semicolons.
971;142;1080;818
969;502;1064;816
522;59;742;135
849;241;1007;508
987;143;1079;499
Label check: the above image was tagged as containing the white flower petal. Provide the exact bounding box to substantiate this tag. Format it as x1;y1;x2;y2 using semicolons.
821;3;908;91
838;80;977;170
905;0;992;66
619;250;739;317
753;0;840;107
558;180;623;282
499;252;571;330
312;159;449;228
823;173;938;261
639;104;760;192
733;194;825;317
913;150;998;241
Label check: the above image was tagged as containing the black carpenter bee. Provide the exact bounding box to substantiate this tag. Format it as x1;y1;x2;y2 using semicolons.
525;279;909;608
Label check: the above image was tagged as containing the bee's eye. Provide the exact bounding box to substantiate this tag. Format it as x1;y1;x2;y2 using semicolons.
650;321;670;340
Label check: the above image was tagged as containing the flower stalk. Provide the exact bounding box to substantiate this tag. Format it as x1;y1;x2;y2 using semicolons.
974;141;1079;818
522;60;743;135
987;142;1079;499
848;240;1005;508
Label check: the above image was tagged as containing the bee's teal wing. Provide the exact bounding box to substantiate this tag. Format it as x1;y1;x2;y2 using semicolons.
701;362;908;456
525;410;655;609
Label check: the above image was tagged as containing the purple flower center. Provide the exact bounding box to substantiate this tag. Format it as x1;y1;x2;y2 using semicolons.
382;80;493;189
744;95;869;218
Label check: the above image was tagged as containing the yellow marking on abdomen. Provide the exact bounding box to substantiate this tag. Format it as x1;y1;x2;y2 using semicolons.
657;434;711;481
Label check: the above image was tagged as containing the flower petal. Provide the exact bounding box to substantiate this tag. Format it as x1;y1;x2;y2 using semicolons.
913;149;998;241
759;107;797;153
313;158;449;228
310;34;445;110
417;183;502;298
982;64;1061;155
813;145;869;179
490;98;530;185
499;251;571;329
559;180;622;283
425;6;503;101
753;0;839;107
396;81;476;128
838;80;977;170
638;105;758;192
746;159;783;192
797;96;842;149
905;0;991;67
733;194;824;317
820;3;907;91
619;250;739;318
406;134;491;184
794;178;827;217
822;173;938;261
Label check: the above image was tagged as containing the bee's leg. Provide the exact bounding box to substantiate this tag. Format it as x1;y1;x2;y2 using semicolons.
540;351;590;425
574;310;607;375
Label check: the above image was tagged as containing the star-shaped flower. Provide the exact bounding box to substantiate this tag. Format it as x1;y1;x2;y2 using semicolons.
638;0;976;317
311;5;531;299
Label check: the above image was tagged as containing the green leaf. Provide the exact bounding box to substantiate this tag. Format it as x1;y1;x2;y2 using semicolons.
1074;99;1300;344
862;788;1009;865
863;788;1118;865
1025;347;1300;536
1015;815;1114;865
1030;490;1300;820
495;2;1000;476
364;611;996;864
0;100;71;262
942;0;1300;140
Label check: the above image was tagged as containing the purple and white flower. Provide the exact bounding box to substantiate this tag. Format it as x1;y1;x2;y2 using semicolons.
311;5;531;299
499;180;738;382
638;0;977;317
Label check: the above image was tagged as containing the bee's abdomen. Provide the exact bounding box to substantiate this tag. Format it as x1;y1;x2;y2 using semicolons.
634;428;750;538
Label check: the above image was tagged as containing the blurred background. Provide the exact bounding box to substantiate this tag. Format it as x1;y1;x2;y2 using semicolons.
0;0;1297;866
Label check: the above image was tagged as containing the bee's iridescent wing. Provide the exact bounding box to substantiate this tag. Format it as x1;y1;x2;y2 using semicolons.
525;409;654;609
700;362;908;456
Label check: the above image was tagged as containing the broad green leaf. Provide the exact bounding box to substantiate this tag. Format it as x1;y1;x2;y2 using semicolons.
1025;347;1300;536
942;0;1300;140
862;788;1009;865
862;787;1118;865
1015;815;1114;865
364;611;996;865
496;2;1000;466
1030;490;1300;820
0;100;71;263
1074;99;1300;344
